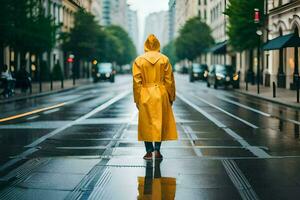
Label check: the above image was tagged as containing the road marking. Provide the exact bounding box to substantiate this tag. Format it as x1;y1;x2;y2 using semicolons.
56;146;108;150
222;159;260;200
0;103;66;123
191;93;258;129
43;108;60;115
26;91;130;148
217;95;271;117
0;91;130;173
26;115;40;121
219;95;300;126
177;92;271;158
181;125;203;156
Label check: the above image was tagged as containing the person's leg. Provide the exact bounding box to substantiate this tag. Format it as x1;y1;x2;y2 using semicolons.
143;142;154;160
144;142;154;153
154;142;161;152
154;142;163;159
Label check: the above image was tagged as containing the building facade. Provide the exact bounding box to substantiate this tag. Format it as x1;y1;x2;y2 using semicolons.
127;8;139;49
144;11;169;48
99;0;138;51
265;0;300;88
91;0;102;25
3;0;94;80
168;0;176;42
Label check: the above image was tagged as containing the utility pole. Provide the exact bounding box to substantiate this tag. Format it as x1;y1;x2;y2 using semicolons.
224;0;227;66
254;8;262;94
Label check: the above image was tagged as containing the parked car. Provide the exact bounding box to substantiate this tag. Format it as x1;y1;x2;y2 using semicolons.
206;64;239;89
189;63;208;82
93;63;115;83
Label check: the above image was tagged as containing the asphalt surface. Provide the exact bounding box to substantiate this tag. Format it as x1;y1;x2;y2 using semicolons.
0;74;300;200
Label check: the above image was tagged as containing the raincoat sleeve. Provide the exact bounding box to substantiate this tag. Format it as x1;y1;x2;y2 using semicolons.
133;60;142;105
164;61;176;102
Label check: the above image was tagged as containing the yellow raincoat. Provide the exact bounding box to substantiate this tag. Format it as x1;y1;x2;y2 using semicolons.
132;34;178;142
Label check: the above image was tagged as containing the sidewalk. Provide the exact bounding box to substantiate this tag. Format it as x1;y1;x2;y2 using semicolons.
0;78;92;103
236;82;300;109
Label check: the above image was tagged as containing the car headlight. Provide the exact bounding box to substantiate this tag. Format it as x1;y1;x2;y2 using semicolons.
226;76;230;82
233;74;239;81
105;73;110;78
194;73;198;77
216;76;222;80
97;73;100;77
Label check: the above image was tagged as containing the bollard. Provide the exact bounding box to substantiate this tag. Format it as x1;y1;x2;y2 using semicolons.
246;81;248;91
50;74;53;91
297;75;299;103
61;77;64;89
273;81;276;98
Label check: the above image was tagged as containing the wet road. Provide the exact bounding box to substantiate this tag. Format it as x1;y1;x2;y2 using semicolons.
0;74;300;200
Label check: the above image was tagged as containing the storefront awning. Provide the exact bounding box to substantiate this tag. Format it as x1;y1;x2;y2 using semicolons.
263;33;300;51
210;41;227;54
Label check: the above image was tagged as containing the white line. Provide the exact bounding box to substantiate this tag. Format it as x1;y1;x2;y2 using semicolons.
26;115;40;120
217;95;271;117
26;91;130;148
56;146;108;150
43;108;60;115
219;95;300;126
177;92;271;158
181;125;203;156
222;160;260;200
0;91;130;173
192;93;258;129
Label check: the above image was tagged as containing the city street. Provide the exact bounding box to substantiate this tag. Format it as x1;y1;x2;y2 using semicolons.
0;74;300;199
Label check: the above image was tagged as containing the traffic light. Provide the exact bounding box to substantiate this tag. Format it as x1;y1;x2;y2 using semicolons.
254;8;260;24
67;54;75;63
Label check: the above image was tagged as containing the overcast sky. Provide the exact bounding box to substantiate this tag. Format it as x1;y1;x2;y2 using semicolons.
127;0;169;52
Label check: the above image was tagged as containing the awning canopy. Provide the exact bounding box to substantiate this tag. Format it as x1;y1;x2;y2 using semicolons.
263;33;300;51
210;41;227;54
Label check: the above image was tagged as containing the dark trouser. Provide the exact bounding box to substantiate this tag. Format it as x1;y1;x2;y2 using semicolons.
144;142;161;153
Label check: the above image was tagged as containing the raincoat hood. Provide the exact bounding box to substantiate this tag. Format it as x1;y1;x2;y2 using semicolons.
144;34;160;52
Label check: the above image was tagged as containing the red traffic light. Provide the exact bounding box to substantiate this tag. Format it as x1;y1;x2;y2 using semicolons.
254;8;260;23
67;57;74;63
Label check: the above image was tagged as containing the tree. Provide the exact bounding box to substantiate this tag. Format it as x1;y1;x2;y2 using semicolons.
0;0;11;68
175;17;214;61
105;25;137;65
225;0;264;52
62;9;104;62
162;41;178;66
62;8;106;78
0;0;58;72
102;33;122;63
225;0;264;82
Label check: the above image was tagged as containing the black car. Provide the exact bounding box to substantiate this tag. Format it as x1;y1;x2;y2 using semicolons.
189;63;208;82
206;64;239;89
93;63;115;83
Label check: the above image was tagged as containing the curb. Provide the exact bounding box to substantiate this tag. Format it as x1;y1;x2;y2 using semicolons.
235;90;300;110
0;82;92;104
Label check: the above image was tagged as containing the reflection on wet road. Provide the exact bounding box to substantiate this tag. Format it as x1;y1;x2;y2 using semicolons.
0;74;300;199
138;161;176;200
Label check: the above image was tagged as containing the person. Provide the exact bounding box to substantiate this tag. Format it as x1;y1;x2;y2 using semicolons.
132;34;178;160
16;65;31;93
1;64;14;97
